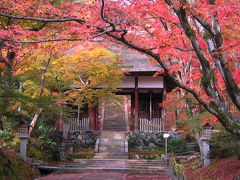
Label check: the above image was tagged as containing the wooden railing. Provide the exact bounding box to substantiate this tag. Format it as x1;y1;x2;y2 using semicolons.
66;117;89;132
138;118;162;132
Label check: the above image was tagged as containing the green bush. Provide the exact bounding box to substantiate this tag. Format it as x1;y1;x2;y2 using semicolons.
32;112;62;161
168;139;188;154
66;153;94;161
210;131;240;159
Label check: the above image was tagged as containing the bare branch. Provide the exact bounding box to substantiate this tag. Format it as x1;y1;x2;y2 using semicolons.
1;26;116;44
2;38;83;44
100;0;113;25
77;73;87;86
174;47;194;52
0;12;85;24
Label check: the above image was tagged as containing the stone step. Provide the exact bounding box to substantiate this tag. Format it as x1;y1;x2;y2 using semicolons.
62;165;166;169
103;128;126;131
43;167;168;175
72;159;165;164
103;125;125;127
98;143;125;148
94;154;128;159
99;139;125;143
94;152;128;156
103;122;125;124
104;119;125;121
94;156;129;159
100;136;125;140
69;162;165;166
98;144;125;148
99;145;124;152
65;161;166;167
100;138;125;141
103;120;125;122
63;165;166;169
103;126;126;128
98;150;126;153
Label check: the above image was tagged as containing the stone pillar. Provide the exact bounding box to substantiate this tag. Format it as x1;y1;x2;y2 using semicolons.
19;138;28;161
201;137;211;167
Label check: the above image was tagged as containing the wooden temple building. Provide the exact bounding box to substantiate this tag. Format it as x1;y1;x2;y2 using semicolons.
62;45;176;133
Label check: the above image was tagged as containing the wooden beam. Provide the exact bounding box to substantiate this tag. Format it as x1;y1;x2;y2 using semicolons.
134;76;139;131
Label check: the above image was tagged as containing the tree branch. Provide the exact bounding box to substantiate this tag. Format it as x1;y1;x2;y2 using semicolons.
1;27;115;44
100;0;113;26
25;22;48;31
174;47;194;52
104;31;217;116
2;38;83;44
0;12;85;24
193;16;215;36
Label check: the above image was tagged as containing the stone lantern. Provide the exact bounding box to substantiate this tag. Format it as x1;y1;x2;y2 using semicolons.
17;115;30;162
202;122;214;138
201;122;214;167
18;121;29;138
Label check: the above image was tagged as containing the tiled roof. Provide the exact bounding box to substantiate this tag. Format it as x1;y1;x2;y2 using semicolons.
107;45;162;72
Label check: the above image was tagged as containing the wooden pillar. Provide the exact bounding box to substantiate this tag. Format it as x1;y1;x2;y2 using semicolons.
95;106;99;130
162;87;167;131
88;106;96;131
134;76;139;131
99;100;105;131
149;90;153;121
130;93;135;131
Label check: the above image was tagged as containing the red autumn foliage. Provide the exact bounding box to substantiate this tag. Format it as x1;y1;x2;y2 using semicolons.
185;157;240;180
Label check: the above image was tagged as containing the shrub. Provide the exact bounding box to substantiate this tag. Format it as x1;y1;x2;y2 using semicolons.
168;139;188;154
210;131;240;159
66;153;94;161
0;149;38;180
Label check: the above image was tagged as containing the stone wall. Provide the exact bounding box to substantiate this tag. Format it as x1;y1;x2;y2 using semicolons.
128;131;181;150
69;131;98;148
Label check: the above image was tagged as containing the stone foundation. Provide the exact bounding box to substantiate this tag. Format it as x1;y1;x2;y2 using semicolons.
69;131;98;148
128;131;181;150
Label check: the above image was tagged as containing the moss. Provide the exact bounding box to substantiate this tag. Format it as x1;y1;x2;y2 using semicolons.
66;153;94;161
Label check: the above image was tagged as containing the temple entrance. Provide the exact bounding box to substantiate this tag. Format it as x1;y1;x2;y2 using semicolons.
138;90;163;132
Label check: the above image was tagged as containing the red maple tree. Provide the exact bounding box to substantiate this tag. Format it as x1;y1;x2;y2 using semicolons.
0;0;239;135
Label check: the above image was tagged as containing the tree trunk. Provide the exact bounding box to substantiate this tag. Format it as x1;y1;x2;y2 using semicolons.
29;108;43;135
28;55;52;135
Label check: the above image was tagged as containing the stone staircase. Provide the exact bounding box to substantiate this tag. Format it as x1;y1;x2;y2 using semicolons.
102;100;126;131
38;98;169;176
94;131;128;159
49;159;168;174
95;100;128;159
